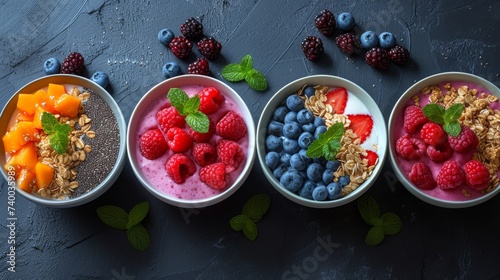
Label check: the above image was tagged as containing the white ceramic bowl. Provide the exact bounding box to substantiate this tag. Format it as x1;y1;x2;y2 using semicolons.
256;75;387;208
0;74;127;207
388;72;500;208
127;74;256;208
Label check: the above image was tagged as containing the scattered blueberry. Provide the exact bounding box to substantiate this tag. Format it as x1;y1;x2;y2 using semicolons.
314;125;327;139
282;122;302;139
314;117;325;127
280;169;304;193
280;152;292;166
302;123;316;133
326;160;341;171
327;182;342;200
267;121;284;136
286;94;304;112
265;151;280;170
43;57;61;75
303;86;316;98
273;106;289;122
273;165;288;180
312;185;328;201
296;109;314;125
265;135;282;152
307;163;324;182
284;111;298;123
298;132;314;149
290;153;307;170
378;32;396;49
91;71;110;88
158;28;175;46
283;138;301;154
336;12;355;31
299;181;316;199
360;31;379;50
162;62;182;79
322;169;334;184
339;175;350;186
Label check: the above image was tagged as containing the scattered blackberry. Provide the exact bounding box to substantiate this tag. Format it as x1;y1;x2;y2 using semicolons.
314;9;336;37
188;57;210;75
301;36;324;61
61;52;84;75
180;17;204;41
197;37;222;60
335;33;361;55
169;36;193;59
389;45;410;65
365;47;390;70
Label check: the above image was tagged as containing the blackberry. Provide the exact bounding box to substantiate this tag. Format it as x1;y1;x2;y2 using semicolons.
389;45;410;65
188;57;209;75
301;36;324;61
61;52;84;75
314;9;336;37
169;36;193;59
180;17;203;41
197;37;222;60
335;33;361;55
365;47;390;70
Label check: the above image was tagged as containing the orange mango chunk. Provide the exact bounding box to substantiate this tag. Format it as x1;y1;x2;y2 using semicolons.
55;93;81;118
35;162;54;190
17;168;36;192
34;89;57;113
47;83;66;101
16;111;34;122
17;93;38;115
2;121;40;153
32;106;46;130
4;142;38;175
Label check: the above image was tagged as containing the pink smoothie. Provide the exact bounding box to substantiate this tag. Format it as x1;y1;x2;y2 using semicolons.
135;85;249;200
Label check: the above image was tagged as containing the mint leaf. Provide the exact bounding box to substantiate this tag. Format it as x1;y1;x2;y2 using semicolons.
167;88;209;133
126;201;149;229
126;223;150;251
230;214;248;231
184;95;201;115
167;88;189;115
186;111;209;133
240;54;253;71
242;194;270;223
221;54;268;91
41;112;71;154
357;195;381;226
306;122;344;160
365;226;385;246
97;205;129;230
443;103;463;123
422;104;445;124
381;212;402;236
443;121;461;137
423;103;463;137
242;219;258;241
370;217;383;227
245;69;267;91
41;112;57;134
221;64;246;82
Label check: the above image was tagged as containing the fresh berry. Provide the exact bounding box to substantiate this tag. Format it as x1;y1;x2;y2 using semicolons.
339;175;350;186
360;31;378;50
420;122;446;146
265;151;280;170
187;57;209;75
326;160;341;171
267;121;284;136
312;185;328;201
216;111;247;141
347;114;373;143
299;181;316;199
273;106;290;122
335;33;361;55
265;135;283;152
408;162;436;190
322;168;334;184
314;9;336;37
284;111;298;123
306;163;324;183
389;45;410;65
61;52;84;75
217;140;244;173
362;150;378;167
336;12;355;31
166;127;193;153
162;62;182;79
290;153;307;170
464;160;490;191
43;57;61;75
286;94;305;112
303;86;316;98
301;36;324;61
395;134;426;160
139;128;168;160
197;87;225;114
296;109;314;124
156;106;185;134
180;17;203;41
158;28;175;46
325;87;348;114
192;143;217;167
91;71;110;88
280;169;304;192
365;47;390;70
378;32;396;49
436;160;465;190
298;131;314;149
187;119;215;143
200;162;229;190
403;105;428;134
165;153;196;184
326;182;342;200
197;37;222;60
448;125;478;153
282;122;302;139
168;36;193;59
283;138;300;154
314;125;327;139
426;141;453;162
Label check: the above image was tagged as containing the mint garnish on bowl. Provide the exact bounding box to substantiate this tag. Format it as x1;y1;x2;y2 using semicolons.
422;103;463;137
167;88;209;133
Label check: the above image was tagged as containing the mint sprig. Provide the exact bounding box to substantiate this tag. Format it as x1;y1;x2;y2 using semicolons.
422;103;463;137
167;88;209;133
306;122;344;161
357;195;402;246
41;112;71;154
230;194;270;241
222;54;267;91
97;201;150;251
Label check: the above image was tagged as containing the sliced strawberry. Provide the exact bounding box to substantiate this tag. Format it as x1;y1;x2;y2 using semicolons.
347;114;373;144
325;87;348;114
362;150;378;167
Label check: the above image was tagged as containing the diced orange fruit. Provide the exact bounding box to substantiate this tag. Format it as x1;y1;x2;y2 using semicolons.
4;142;38;175
33;89;56;113
2;121;40;153
47;83;66;102
17;168;36;192
17;93;38;115
32;106;46;130
35;162;54;190
16;111;34;122
55;93;81;118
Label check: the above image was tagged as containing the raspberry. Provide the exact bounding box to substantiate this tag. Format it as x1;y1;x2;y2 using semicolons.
61;52;84;75
216;111;247;141
199;162;229;190
436;160;465;190
408;162;436;190
365;47;390;70
165;153;196;184
166;127;193;153
187;120;215;143
403;105;428;134
217;140;244;173
448;125;478;153
389;45;410;65
180;17;203;41
187;57;209;75
314;9;336;37
335;33;361;55
395;134;426;160
198;87;225;114
420;122;446;146
464;160;490;191
169;36;193;59
156;106;185;134
426;141;453;162
197;37;222;60
192;143;217;167
301;36;324;61
139;128;168;160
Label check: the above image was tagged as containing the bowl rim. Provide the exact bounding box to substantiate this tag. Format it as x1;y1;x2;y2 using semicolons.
126;74;256;208
388;71;500;208
256;74;387;208
0;74;127;207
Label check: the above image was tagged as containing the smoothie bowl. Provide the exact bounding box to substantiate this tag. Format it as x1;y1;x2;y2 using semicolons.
257;75;387;208
127;74;256;208
0;75;127;207
388;72;500;208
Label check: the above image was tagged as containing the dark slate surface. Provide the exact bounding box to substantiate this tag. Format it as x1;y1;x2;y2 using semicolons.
1;0;500;279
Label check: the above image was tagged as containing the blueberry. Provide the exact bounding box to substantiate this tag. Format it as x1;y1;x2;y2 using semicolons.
322;169;334;184
307;163;324;182
336;12;355;31
91;71;110;88
298;132;314;149
158;28;175;46
299;149;312;164
284;111;297;123
273;165;288;180
339;175;350;186
314;157;327;166
360;31;379;50
314;117;325;127
267;120;284;136
299;180;316;199
43;57;61;75
378;32;396;49
162;62;182;79
280;169;304;193
280;152;292;166
282;122;302;139
283;138;300;154
303;86;316;98
265;135;282;152
327;182;342;200
314;125;327;139
265;151;280;170
273;106;289;122
290;153;306;170
296;109;314;124
286;94;304;112
302;123;316;133
326;160;341;171
312;185;328;201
